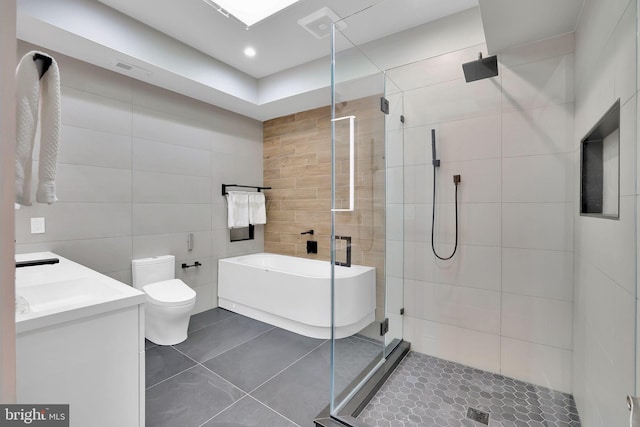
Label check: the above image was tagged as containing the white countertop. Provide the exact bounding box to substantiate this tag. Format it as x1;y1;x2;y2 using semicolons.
15;252;145;334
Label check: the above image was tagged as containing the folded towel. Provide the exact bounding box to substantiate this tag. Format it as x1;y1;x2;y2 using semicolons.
248;192;267;225
226;191;250;229
15;51;61;206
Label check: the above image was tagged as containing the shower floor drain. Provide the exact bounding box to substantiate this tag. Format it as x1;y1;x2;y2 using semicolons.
466;407;490;425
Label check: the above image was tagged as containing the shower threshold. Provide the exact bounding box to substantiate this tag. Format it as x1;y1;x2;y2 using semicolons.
314;339;411;427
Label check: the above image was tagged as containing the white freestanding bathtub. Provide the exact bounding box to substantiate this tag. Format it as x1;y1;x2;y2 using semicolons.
218;253;376;339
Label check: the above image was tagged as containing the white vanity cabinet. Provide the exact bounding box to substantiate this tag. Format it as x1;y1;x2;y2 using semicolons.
15;252;146;427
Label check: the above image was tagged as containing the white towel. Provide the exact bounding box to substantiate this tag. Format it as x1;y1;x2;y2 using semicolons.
226;191;250;229
15;51;61;206
248;192;267;225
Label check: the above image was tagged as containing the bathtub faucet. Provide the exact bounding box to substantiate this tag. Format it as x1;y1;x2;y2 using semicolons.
300;229;314;235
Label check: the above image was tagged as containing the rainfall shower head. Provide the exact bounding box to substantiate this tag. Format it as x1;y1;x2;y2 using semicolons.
462;52;498;83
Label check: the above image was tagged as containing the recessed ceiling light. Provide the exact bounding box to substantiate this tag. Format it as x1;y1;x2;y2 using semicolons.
203;0;300;27
244;47;256;58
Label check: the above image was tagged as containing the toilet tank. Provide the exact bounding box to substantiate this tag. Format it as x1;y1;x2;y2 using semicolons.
132;255;176;289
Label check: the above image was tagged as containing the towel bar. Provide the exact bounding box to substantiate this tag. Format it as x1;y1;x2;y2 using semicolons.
222;184;271;196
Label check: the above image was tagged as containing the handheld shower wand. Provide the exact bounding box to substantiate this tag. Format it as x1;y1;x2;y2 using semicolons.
431;129;440;167
430;129;460;260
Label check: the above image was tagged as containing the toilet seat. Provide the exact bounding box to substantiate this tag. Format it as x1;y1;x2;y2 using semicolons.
143;279;196;307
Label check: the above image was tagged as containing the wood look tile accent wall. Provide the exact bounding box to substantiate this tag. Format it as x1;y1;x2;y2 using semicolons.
263;97;387;316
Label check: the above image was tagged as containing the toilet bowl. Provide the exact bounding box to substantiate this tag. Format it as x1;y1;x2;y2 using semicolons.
132;255;196;345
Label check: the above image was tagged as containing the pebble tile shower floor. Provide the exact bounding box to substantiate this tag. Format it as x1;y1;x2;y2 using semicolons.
358;352;581;427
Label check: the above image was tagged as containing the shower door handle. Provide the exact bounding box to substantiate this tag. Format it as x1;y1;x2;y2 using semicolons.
331;115;355;212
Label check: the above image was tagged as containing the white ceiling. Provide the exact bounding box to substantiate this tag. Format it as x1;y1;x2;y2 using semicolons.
95;0;479;79
16;0;584;121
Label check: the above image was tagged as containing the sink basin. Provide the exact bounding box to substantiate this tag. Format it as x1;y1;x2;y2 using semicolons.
15;252;145;334
17;277;125;314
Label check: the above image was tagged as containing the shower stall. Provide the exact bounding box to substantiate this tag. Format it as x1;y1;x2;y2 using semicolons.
321;0;640;426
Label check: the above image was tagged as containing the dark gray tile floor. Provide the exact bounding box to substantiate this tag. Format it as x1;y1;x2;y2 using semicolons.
358;352;582;427
145;308;381;427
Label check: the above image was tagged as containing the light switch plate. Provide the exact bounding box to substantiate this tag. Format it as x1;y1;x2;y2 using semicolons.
31;217;45;234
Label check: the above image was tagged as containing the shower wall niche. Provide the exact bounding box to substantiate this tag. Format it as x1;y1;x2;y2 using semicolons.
580;99;620;218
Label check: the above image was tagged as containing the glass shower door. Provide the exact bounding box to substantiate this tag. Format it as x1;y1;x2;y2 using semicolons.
329;20;389;417
382;76;404;356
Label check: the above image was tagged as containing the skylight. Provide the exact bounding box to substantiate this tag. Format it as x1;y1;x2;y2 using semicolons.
204;0;301;27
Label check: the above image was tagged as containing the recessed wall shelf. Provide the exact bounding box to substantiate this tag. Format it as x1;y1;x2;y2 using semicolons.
580;99;620;219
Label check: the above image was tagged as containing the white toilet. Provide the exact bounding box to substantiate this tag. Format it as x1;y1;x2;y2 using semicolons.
132;255;196;345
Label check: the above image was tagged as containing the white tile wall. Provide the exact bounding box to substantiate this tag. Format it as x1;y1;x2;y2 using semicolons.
573;256;636;427
386;44;487;92
612;4;637;105
132;172;211;204
438;114;502;161
502;248;573;301
436;158;502;203
385;240;404;278
131;108;214;151
61;87;132;136
386;166;405;204
501;103;574;157
403;114;501;164
620;98;637;197
132;204;212;236
132;231;212;260
404;280;501;334
15;236;133;276
404;316;501;373
432;245;502;291
397;33;577;393
501;293;573;349
403;164;432;203
385;128;404;168
502;203;573;251
501;337;573;393
573;1;638;425
429;202;502;247
575;196;636;295
386;203;404;241
574;0;629;76
500;33;575;68
502;153;573;203
16;203;131;243
57;125;132;169
132;138;211;176
403;76;501;126
55;164;131;203
501;54;575;110
14;41;264;314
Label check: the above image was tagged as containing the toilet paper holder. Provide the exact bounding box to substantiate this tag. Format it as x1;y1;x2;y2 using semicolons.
181;261;202;269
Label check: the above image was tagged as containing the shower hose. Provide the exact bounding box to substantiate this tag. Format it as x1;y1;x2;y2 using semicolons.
431;166;460;260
